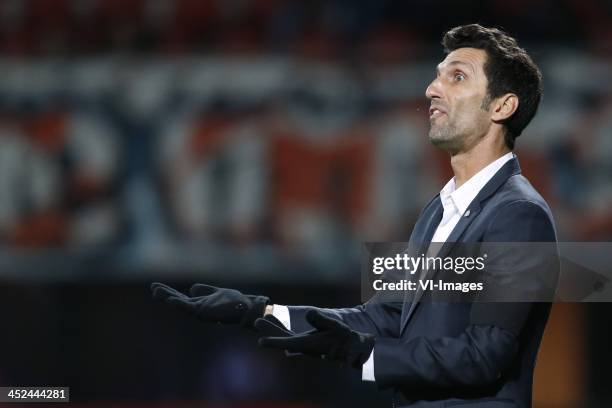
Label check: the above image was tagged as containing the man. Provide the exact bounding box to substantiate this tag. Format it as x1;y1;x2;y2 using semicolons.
152;24;558;407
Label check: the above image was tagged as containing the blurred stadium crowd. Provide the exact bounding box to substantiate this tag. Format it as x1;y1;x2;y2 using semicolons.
0;0;611;280
0;0;611;55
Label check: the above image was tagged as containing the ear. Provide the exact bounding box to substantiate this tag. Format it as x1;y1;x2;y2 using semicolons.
491;93;518;122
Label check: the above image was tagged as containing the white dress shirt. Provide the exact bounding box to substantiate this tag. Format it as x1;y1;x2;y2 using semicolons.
274;152;515;382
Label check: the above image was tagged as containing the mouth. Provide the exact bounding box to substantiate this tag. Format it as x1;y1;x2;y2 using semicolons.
429;106;447;119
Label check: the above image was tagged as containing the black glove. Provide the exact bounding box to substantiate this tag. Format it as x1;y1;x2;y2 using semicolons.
255;314;303;357
255;314;294;337
151;282;270;328
256;309;375;368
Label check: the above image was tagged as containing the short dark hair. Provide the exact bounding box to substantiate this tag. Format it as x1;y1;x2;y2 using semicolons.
442;24;542;149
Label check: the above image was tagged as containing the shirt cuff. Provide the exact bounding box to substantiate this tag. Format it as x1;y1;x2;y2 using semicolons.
361;350;375;381
271;304;291;331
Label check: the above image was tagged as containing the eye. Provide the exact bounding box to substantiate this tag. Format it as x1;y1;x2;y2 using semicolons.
454;72;466;82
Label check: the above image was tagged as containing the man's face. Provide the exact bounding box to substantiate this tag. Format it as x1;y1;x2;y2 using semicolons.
425;47;492;152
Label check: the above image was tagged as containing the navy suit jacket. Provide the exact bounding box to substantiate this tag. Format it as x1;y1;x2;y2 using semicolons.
288;157;558;408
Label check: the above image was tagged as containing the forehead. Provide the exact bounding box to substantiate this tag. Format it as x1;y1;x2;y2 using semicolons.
437;47;487;74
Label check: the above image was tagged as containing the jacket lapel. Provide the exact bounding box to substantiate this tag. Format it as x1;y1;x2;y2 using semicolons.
400;157;522;334
399;198;443;330
415;199;445;259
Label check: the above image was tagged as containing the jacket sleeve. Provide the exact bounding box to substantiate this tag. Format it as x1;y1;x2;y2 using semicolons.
373;200;558;389
287;300;403;337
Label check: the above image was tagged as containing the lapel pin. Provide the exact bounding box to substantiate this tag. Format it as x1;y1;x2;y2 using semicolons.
464;209;471;217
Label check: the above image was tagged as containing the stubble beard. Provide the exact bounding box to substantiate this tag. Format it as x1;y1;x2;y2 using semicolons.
428;95;493;153
428;117;465;152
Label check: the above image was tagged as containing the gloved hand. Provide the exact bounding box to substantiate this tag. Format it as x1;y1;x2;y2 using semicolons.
255;314;302;357
151;282;270;328
256;309;375;368
255;314;294;337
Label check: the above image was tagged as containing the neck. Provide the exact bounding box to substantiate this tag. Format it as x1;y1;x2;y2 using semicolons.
450;134;510;189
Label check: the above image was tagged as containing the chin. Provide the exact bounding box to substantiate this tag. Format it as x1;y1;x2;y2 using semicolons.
429;133;461;152
429;129;450;145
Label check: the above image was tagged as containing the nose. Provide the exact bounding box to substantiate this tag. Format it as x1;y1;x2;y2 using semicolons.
425;77;442;100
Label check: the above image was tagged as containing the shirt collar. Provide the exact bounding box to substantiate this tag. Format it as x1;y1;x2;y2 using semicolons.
439;152;515;215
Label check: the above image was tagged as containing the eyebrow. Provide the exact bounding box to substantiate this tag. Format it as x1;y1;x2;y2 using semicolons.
436;60;476;76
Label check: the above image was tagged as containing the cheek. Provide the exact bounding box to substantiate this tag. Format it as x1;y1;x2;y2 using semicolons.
454;96;487;122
